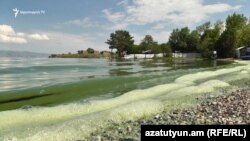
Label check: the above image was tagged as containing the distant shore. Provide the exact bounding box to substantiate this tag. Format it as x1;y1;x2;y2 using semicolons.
87;84;250;141
49;49;112;59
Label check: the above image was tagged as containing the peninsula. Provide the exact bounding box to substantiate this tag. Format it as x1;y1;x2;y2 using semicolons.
49;48;112;59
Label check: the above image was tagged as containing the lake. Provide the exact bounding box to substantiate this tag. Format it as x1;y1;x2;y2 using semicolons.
0;57;231;111
1;57;250;140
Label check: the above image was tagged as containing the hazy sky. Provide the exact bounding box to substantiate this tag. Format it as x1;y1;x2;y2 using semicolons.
0;0;249;53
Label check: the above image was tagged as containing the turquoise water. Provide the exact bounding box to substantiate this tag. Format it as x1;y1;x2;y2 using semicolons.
0;57;231;111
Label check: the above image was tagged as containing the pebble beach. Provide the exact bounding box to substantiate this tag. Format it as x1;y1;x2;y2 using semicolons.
87;86;250;141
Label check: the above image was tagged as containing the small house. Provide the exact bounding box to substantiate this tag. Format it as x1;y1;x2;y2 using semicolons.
236;46;250;59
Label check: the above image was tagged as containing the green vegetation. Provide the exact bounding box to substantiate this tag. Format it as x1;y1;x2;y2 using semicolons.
106;33;172;57
169;27;199;53
49;49;111;58
197;21;223;58
87;48;95;54
140;35;161;54
106;30;134;57
160;43;172;57
50;13;250;59
106;13;250;59
217;13;248;58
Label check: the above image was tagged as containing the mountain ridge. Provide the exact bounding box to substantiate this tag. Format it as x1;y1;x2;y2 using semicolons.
0;50;49;57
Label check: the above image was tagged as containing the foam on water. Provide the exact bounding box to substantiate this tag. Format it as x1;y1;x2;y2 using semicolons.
1;61;250;140
160;80;230;100
3;100;163;141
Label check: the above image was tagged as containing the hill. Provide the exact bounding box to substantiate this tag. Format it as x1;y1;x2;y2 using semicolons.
0;50;49;58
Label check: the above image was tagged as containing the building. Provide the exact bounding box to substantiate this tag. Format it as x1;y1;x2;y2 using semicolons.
236;46;250;59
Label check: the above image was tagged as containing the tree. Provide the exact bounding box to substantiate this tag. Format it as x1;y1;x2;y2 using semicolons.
87;48;95;54
216;13;248;58
197;22;211;36
226;13;247;30
216;29;238;58
239;23;250;46
140;35;159;53
197;21;223;58
169;27;198;52
141;35;154;44
187;30;200;52
128;44;141;54
169;28;188;52
160;43;172;57
214;20;225;35
106;30;134;57
168;29;179;52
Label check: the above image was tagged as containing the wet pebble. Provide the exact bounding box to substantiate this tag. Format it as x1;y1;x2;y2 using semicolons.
87;88;250;141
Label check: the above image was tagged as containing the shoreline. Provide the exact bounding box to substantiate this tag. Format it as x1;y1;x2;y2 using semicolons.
1;60;249;140
87;85;250;141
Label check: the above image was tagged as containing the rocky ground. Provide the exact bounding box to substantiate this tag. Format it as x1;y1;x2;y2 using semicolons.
87;88;250;141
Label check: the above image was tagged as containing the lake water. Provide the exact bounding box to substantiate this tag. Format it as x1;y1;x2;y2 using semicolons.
0;57;230;111
1;57;250;140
